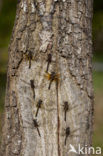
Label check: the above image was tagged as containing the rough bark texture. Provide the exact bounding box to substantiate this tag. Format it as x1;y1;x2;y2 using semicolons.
0;0;93;156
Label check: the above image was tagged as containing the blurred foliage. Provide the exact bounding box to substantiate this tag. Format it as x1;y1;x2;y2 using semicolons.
93;72;103;91
0;0;16;47
93;0;103;55
93;12;103;38
93;0;103;12
93;52;103;63
0;0;16;73
92;72;103;152
0;48;8;73
0;74;6;113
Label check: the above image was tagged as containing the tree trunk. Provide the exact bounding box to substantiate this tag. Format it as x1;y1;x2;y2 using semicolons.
0;0;93;156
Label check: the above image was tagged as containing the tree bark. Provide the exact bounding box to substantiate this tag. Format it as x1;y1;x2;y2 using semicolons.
0;0;93;156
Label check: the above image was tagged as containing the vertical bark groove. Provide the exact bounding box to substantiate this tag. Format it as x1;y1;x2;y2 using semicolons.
56;82;61;156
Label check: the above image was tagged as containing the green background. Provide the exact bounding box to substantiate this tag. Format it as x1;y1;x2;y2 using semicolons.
0;0;103;154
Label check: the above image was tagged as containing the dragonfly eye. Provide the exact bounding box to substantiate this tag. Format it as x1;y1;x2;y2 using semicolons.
64;101;69;110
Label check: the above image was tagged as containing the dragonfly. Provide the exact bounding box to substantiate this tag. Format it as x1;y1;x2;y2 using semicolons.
24;51;35;69
63;101;69;121
30;79;35;99
20;79;35;99
46;53;52;72
45;72;59;90
64;127;79;146
35;99;43;117
33;119;41;137
65;127;70;145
